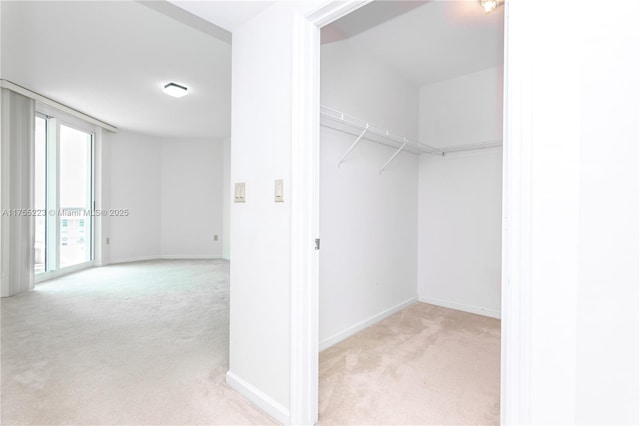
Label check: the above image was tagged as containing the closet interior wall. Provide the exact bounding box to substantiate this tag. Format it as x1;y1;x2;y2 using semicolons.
319;40;419;349
417;67;503;318
320;23;503;349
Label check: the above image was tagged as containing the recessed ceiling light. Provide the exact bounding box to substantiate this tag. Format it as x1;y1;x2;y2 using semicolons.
479;0;502;13
163;82;189;98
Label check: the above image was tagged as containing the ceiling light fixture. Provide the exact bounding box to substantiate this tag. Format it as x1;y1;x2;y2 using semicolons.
163;82;189;98
479;0;502;13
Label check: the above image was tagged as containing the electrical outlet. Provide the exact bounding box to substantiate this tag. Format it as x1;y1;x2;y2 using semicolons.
106;237;110;245
214;235;218;241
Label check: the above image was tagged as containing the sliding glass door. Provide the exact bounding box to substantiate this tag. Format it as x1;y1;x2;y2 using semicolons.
34;114;94;276
59;124;93;268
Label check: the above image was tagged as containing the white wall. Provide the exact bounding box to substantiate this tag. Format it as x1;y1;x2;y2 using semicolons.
503;1;639;423
228;4;295;420
222;137;230;260
417;67;503;318
106;130;162;263
105;130;225;263
419;67;503;148
418;151;502;317
321;41;419;139
319;39;419;348
574;7;639;418
160;138;223;258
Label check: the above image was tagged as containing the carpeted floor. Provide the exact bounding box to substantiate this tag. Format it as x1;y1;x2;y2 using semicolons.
318;302;501;425
2;260;500;425
1;259;276;425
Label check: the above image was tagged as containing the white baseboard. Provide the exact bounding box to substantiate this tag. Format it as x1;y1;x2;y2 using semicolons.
109;256;224;265
319;296;418;351
108;256;159;265
418;296;501;319
225;370;289;425
160;254;219;260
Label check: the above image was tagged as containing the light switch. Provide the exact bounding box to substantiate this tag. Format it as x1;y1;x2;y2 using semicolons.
234;182;246;203
274;179;284;203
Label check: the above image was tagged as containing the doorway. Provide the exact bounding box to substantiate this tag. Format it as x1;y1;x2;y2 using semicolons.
316;1;503;422
287;0;510;424
34;111;95;279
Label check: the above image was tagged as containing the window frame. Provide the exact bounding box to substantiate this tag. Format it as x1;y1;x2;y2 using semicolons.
35;105;96;282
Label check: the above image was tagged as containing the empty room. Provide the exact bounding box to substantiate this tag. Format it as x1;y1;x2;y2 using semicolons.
2;1;504;423
0;1;271;424
2;0;640;425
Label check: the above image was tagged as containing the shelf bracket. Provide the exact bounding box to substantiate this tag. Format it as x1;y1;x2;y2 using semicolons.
379;139;408;174
338;125;368;167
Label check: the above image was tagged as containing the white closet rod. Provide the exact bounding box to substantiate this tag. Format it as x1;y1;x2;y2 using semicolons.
321;122;422;155
441;140;503;153
320;105;503;159
321;105;443;156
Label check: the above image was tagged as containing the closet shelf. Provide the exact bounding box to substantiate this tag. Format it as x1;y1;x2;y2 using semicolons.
320;105;503;161
320;105;432;156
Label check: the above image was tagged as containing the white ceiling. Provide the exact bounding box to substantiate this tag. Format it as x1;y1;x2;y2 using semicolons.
0;1;231;139
323;0;504;86
0;1;503;138
169;1;276;32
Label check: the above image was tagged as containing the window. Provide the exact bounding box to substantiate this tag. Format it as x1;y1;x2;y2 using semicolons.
34;114;94;275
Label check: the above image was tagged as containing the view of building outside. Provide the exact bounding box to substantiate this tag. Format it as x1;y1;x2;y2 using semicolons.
34;120;92;273
59;124;91;269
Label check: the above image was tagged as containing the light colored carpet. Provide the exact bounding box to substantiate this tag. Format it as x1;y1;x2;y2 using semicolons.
318;302;501;425
1;259;276;425
3;261;500;425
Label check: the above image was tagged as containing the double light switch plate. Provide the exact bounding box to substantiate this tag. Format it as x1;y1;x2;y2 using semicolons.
234;180;284;203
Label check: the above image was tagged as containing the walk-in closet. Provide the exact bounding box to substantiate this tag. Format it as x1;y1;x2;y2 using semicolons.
317;1;504;423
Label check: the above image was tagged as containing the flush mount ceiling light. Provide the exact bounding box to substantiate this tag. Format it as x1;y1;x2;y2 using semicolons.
479;0;503;13
163;82;189;98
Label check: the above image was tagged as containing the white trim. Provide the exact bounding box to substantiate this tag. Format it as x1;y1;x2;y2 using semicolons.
306;0;374;28
418;296;501;320
107;256;159;265
634;11;640;421
159;254;220;260
290;2;374;423
0;79;117;132
34;256;226;283
225;370;289;425
108;256;224;265
319;297;418;351
289;10;321;426
501;0;532;423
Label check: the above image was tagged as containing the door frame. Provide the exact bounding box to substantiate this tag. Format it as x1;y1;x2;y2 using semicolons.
34;104;97;282
290;4;376;424
290;0;529;424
